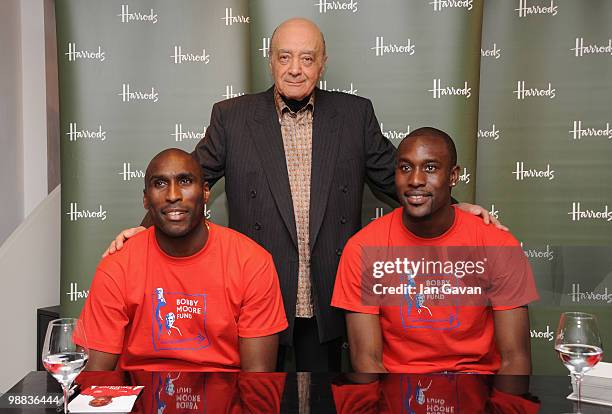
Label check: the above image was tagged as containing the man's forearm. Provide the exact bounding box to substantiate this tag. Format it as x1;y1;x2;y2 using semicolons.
351;354;388;373
497;352;532;375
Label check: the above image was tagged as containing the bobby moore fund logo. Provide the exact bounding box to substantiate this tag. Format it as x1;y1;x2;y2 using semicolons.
65;42;105;62
220;8;250;26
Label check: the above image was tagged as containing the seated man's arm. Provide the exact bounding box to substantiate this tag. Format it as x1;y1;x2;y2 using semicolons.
346;312;387;373
493;307;532;375
239;334;279;372
85;349;119;371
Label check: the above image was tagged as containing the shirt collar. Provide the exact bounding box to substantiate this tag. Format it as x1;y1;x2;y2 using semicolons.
274;87;315;118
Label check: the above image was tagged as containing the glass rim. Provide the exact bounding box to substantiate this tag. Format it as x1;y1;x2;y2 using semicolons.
48;317;80;326
561;312;597;319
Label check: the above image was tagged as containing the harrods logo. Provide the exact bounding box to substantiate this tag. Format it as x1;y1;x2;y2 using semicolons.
119;163;145;181
515;0;558;17
66;202;107;222
458;167;470;184
65;42;105;62
569;284;612;304
478;124;500;140
259;37;271;58
513;162;555;181
530;325;554;341
118;84;158;103
380;123;410;141
521;242;554;261
117;4;158;24
371;37;415;57
171;46;210;64
570;121;612;140
319;80;358;95
481;43;501;59
489;204;500;220
513;81;555;100
314;0;358;13
66;282;89;302
429;0;473;12
221;8;250;26
172;124;207;142
66;122;106;142
572;38;612;57
222;85;245;100
568;202;612;222
371;207;385;221
429;79;471;99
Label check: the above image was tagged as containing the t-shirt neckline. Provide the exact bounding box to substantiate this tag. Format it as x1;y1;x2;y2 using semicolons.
150;222;214;264
395;205;461;243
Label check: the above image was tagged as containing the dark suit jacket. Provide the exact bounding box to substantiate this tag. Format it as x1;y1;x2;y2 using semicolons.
194;87;397;345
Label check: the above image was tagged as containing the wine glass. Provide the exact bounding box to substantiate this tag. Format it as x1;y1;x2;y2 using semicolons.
554;312;603;411
42;318;89;413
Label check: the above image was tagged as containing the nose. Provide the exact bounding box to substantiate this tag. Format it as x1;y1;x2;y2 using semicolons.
166;181;182;202
287;56;302;76
407;168;426;187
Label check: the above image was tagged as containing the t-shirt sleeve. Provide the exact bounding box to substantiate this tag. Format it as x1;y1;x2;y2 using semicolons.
486;233;540;310
238;251;288;338
331;238;380;315
76;264;128;354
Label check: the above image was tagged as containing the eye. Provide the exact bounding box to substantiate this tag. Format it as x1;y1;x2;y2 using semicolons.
302;55;314;65
154;179;167;188
424;165;438;173
278;54;290;64
179;177;193;185
398;163;411;172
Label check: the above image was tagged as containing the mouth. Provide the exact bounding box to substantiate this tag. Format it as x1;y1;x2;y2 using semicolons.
404;192;431;205
162;208;188;221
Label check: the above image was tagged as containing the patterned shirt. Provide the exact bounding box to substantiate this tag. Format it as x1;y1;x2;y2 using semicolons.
274;88;315;318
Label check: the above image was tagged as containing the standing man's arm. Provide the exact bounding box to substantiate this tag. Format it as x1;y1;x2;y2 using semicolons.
192;102;227;189
239;335;279;372
493;307;532;375
346;312;387;373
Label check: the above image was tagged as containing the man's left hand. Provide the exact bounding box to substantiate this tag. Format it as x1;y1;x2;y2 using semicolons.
456;203;509;231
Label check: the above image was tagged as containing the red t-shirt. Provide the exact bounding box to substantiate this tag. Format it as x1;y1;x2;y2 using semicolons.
77;223;288;371
332;374;541;414
331;207;539;373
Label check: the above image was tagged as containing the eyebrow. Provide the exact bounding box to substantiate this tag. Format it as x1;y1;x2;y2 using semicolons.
148;172;196;182
277;49;317;55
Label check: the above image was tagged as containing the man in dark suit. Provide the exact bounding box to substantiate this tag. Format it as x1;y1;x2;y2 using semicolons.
105;18;500;371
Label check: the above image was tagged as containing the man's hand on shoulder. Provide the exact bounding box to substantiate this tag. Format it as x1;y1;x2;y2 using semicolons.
455;202;509;231
102;226;147;258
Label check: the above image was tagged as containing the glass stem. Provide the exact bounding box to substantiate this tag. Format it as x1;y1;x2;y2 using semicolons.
63;384;69;413
575;373;583;413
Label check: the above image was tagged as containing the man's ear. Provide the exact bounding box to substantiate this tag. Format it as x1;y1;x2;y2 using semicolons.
143;189;150;210
450;165;460;187
203;182;210;204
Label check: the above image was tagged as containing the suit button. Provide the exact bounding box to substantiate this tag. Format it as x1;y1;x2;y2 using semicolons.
340;185;348;193
336;248;343;256
250;189;257;198
340;216;347;224
254;222;262;230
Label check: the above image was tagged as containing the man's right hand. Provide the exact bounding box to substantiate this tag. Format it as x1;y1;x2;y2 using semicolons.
102;226;146;258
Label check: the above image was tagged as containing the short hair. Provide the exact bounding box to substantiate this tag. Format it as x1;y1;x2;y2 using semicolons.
401;127;457;167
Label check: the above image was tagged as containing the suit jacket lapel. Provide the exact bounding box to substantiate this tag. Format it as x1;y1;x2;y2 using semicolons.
310;89;341;251
249;88;298;248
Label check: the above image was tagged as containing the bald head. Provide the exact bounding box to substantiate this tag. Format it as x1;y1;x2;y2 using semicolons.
398;127;457;167
270;18;326;57
144;148;203;190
